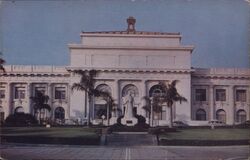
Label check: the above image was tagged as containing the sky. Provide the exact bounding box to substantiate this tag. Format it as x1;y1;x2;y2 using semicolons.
0;0;249;68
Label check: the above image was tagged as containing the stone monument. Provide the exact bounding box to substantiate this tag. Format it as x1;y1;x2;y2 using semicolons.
121;91;138;126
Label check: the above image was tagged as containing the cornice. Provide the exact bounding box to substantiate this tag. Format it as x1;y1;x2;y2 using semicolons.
0;73;70;77
192;74;250;80
80;32;182;38
66;67;194;74
192;68;250;80
68;44;195;52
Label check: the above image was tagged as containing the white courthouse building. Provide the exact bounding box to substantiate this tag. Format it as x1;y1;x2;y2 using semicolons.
0;17;249;126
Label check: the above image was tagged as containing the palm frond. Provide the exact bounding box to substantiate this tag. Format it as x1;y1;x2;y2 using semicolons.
170;80;179;88
71;83;87;92
30;91;51;112
41;104;51;111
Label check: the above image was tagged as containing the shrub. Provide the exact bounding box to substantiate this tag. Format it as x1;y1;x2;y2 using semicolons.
134;114;150;128
4;113;38;127
135;114;146;124
116;116;124;125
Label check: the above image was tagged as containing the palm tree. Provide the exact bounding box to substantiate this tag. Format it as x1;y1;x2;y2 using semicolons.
0;57;5;73
70;69;98;126
142;96;151;125
30;91;51;124
142;95;163;126
95;90;117;126
158;80;187;128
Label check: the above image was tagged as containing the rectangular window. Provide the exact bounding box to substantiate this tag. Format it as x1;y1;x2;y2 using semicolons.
14;87;25;99
0;90;5;99
55;87;66;99
216;89;226;101
236;90;246;102
195;89;206;101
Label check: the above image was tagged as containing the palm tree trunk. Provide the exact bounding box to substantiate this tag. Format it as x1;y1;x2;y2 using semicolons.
87;95;90;126
169;106;173;128
84;93;87;118
148;111;151;127
107;104;110;126
150;103;153;127
39;109;41;125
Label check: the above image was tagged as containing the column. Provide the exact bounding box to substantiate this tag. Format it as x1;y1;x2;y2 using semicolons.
113;79;120;117
141;80;147;117
209;85;214;120
5;83;11;118
248;87;250;120
26;83;31;114
47;83;53;119
66;84;70;119
228;85;235;125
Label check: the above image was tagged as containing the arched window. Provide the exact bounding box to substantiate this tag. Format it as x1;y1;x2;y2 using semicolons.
196;109;206;121
149;85;166;120
149;85;165;97
14;106;24;114
54;107;65;120
236;110;246;123
122;84;139;97
216;109;226;123
94;84;112;119
95;84;112;94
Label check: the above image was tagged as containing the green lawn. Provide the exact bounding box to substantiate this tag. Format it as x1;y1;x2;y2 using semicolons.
0;127;100;138
159;128;250;140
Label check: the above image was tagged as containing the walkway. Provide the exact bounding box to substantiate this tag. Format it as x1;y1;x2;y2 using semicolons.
1;144;249;160
106;132;157;146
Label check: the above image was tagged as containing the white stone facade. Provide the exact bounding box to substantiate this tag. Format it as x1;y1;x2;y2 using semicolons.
0;18;249;126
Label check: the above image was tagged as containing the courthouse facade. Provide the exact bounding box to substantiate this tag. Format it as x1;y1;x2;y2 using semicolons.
0;17;249;126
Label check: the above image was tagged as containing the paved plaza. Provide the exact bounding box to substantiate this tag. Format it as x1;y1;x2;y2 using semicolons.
0;144;249;160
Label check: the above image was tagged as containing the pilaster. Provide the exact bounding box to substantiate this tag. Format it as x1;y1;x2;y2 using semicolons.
209;85;214;120
114;79;120;117
141;80;147;117
26;83;32;113
228;85;235;125
47;83;53;118
5;83;11;118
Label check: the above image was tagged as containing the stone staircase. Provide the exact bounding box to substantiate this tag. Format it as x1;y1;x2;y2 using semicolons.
106;132;157;146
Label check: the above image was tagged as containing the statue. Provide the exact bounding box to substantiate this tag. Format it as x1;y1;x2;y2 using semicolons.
123;91;134;118
121;91;138;126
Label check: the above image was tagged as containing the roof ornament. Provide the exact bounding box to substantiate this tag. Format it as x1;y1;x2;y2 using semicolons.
127;16;136;33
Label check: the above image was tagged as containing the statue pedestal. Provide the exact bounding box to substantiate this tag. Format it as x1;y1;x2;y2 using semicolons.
121;117;138;126
109;117;117;125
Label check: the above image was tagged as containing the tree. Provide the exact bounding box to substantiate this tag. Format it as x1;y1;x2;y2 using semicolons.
95;90;117;126
158;80;187;128
5;113;38;127
142;95;163;126
30;91;51;124
142;96;151;125
70;70;98;126
0;57;5;73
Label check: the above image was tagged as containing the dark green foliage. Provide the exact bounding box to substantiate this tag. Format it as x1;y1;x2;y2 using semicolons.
134;114;150;128
4;113;38;127
116;116;124;125
135;114;146;124
30;91;51;124
109;124;148;132
0;57;5;72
